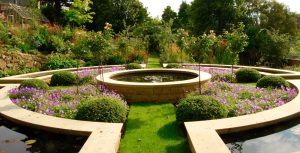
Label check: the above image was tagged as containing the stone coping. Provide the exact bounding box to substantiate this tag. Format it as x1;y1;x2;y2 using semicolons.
184;75;300;152
0;65;125;84
97;68;211;87
183;63;300;74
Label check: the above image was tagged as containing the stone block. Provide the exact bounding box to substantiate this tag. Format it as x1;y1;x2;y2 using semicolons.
0;59;6;69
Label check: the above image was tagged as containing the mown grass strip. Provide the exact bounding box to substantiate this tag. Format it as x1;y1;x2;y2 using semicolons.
147;55;162;68
119;103;190;153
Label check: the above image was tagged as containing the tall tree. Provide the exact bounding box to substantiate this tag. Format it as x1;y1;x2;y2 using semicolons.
162;6;177;22
178;1;191;30
89;0;148;33
40;0;69;23
190;0;241;35
259;1;298;35
161;6;179;30
63;0;94;27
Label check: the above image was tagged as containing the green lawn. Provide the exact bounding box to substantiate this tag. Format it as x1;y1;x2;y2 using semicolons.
147;55;162;68
119;103;190;153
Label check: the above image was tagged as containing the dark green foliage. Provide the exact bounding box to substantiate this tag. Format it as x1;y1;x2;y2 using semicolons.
126;63;142;69
176;95;228;122
178;2;191;30
19;79;49;90
190;0;238;35
166;63;182;68
235;68;261;83
50;71;77;86
78;76;93;85
240;27;290;67
256;75;290;88
89;0;148;33
75;96;127;123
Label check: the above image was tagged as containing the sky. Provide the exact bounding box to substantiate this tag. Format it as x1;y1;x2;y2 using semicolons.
140;0;300;18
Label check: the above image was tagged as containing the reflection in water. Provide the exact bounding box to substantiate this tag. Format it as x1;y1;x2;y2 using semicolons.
0;117;87;153
224;118;300;153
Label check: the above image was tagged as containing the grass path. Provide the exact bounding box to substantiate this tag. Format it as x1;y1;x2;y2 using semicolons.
119;103;190;153
147;55;162;68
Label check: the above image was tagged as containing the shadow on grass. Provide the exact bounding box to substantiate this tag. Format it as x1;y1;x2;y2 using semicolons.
165;141;191;153
158;122;191;153
157;121;185;140
125;118;146;132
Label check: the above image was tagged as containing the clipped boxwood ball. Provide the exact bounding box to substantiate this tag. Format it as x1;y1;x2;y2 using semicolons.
256;75;289;88
235;68;261;83
75;96;127;123
176;95;228;122
19;79;49;90
126;63;142;69
50;71;76;86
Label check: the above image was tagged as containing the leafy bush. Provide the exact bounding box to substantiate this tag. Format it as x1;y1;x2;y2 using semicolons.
256;75;290;88
126;63;142;69
78;76;93;85
42;53;80;70
49;35;68;53
176;95;228;122
0;69;19;78
166;63;182;68
50;71;76;86
75;96;127;122
19;79;49;90
235;68;261;83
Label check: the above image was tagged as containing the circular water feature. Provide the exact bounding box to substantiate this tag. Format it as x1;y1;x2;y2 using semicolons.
96;69;211;102
112;71;198;83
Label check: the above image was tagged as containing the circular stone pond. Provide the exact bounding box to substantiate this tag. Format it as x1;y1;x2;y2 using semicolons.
96;69;211;102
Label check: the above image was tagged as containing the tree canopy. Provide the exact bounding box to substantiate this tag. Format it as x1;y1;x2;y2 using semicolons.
88;0;148;32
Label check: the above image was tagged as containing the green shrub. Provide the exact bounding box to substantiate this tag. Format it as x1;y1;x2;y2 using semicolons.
256;75;289;88
50;71;76;86
75;96;127;122
0;69;19;78
176;95;228;122
19;79;49;90
78;76;93;85
126;63;142;69
235;68;261;83
166;63;182;68
42;53;80;70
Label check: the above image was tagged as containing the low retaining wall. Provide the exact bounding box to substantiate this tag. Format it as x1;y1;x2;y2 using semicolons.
97;69;211;103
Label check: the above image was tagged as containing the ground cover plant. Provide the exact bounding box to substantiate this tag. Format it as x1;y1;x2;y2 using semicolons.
8;67;128;122
182;65;298;118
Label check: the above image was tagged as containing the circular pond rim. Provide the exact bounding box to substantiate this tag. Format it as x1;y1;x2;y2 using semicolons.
96;68;211;87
